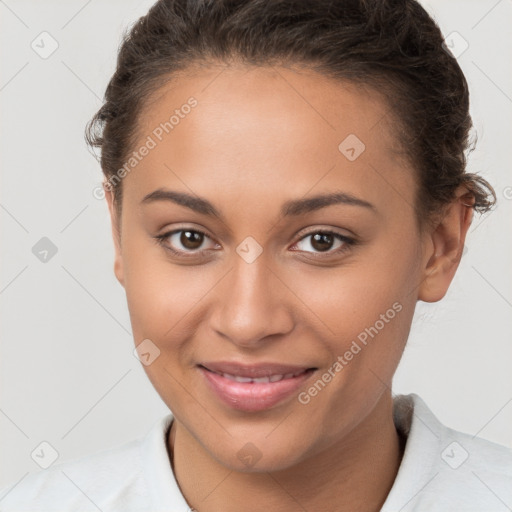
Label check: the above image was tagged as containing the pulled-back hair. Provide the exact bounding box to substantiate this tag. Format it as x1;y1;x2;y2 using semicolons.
86;0;496;227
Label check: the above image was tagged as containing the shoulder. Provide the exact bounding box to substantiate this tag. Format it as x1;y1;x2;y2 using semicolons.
0;414;182;512
432;418;512;509
0;437;147;512
382;393;512;512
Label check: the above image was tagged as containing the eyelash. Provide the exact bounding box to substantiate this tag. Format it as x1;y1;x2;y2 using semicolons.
154;228;356;259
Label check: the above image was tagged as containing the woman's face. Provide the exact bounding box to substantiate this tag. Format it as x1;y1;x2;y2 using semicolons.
108;64;433;471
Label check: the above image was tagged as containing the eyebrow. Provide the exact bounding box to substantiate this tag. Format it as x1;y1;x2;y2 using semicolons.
140;188;376;218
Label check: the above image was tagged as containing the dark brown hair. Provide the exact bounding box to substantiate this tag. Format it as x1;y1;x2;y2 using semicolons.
85;0;496;227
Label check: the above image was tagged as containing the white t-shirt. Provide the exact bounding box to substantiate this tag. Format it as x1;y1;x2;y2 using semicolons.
1;394;511;511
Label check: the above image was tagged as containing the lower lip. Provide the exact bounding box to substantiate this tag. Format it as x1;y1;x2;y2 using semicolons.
199;366;315;412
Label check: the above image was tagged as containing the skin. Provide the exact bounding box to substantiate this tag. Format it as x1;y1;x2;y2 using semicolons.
105;64;473;512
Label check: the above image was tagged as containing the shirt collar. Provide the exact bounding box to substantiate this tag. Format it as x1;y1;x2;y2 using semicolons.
141;413;192;510
380;393;445;511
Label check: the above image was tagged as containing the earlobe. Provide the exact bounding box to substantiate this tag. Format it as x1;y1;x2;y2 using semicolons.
418;187;474;303
104;185;125;288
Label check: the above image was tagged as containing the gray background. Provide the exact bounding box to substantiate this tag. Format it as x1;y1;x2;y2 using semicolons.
1;0;511;488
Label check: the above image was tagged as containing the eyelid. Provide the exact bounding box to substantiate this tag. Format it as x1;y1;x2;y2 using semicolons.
157;222;216;242
293;224;356;241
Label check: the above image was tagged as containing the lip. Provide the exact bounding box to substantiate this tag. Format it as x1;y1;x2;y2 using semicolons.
200;361;314;379
198;362;317;412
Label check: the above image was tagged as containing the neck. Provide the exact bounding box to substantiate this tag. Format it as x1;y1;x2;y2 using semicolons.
168;392;403;512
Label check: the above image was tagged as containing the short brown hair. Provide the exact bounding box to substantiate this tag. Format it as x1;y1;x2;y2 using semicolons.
86;0;496;226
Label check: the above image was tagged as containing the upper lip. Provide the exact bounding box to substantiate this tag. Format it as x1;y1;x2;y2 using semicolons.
199;361;316;378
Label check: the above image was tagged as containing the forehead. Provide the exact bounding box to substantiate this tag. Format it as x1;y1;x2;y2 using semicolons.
125;64;413;216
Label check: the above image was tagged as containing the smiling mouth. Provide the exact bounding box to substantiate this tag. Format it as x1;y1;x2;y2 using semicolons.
197;363;317;412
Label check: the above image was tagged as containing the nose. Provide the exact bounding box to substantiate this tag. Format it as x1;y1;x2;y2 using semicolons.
209;254;294;349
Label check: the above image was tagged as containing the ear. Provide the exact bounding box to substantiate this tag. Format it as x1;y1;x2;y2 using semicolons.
104;185;125;288
418;186;474;302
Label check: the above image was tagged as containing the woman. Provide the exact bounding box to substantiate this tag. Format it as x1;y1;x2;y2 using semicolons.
1;0;511;510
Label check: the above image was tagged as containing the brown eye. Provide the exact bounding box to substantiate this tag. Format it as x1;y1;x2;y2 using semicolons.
156;228;219;255
310;233;335;252
293;230;354;256
180;230;204;250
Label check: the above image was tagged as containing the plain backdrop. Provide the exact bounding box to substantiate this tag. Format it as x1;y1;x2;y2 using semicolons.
1;0;511;488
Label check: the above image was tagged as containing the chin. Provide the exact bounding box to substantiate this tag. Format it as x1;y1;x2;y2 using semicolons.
204;433;311;474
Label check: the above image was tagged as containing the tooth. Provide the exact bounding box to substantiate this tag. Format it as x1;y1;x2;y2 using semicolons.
219;371;306;383
252;377;271;383
222;373;251;383
234;375;253;383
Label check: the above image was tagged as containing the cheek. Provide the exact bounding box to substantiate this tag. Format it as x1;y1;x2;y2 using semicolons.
121;248;214;402
292;237;419;335
122;250;210;344
289;236;421;393
290;266;413;380
288;254;418;437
